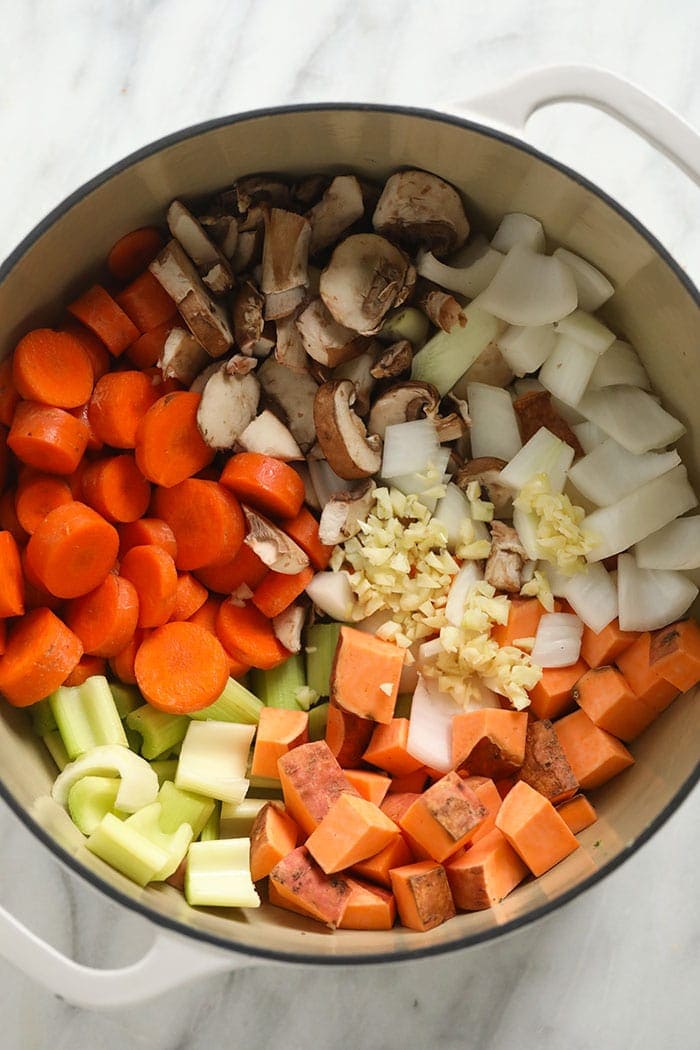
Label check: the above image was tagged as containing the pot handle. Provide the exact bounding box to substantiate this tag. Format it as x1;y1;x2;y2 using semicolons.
450;65;700;185
0;899;258;1009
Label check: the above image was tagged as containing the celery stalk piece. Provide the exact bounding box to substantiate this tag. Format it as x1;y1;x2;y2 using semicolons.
67;776;124;836
185;839;260;908
304;623;341;697
188;677;263;725
86;813;171;887
150;758;179;786
219;798;268;838
30;698;57;737
250;656;305;710
158;780;215;838
379;306;429;348
307;701;329;742
175;721;254;804
125;727;142;754
126;705;189;761
199;801;221;842
411;303;503;395
49;677;127;760
109;682;143;720
52;745;159;813
43;730;70;771
125;803;193;880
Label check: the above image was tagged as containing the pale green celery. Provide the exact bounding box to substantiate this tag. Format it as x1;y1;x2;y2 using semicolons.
30;699;57;737
379;306;430;348
304;623;341;697
199;801;221;842
250;656;305;710
185;839;260;908
49;677;127;760
219;798;267;838
125;727;142;754
125;803;193;880
158;780;215;838
175;721;254;803
411;303;502;395
109;682;142;720
67;776;124;836
86;813;171;887
307;701;329;742
43;730;70;771
52;745;159;813
126;705;189;761
150;759;179;786
394;693;413;719
188;677;263;725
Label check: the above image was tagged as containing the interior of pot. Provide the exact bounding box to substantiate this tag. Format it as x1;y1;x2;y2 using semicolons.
0;106;698;963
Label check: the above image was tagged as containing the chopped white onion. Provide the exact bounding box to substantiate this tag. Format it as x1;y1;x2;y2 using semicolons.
556;562;618;634
583;464;698;562
467;382;523;462
474;244;578;326
307;458;355;508
576;385;686;454
499;427;575;494
617;553;698;632
531;612;583;668
568;438;681;507
635;516;700;571
497;324;556;377
571;421;607;454
549;396;586;426
538;334;600;406
411;303;504;396
381;418;440;480
513;378;545;397
553;309;615;355
416;637;444;665
415;246;503;299
445;562;484;626
587;340;650;390
434;484;489;551
491;213;545;254
553;248;614;312
389;446;451;512
305;571;355;621
463;678;502;711
406;675;461;773
512;507;542;561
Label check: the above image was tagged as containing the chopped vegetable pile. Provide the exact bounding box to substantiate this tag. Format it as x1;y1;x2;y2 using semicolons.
1;166;699;934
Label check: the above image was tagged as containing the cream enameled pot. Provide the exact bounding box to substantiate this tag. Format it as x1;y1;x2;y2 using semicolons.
0;66;698;1009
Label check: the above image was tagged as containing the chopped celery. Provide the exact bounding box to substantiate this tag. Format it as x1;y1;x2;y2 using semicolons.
188;677;263;725
250;656;305;710
158;780;215;838
379;306;430;348
411;303;503;395
219;798;267;837
109;682;142;720
307;701;329;741
43;730;70;771
304;623;341;697
125;726;142;754
49;677;127;760
199;801;221;842
150;758;179;786
126;705;189;761
52;744;159;813
125;802;193;880
175;721;254;803
394;693;413;719
185;839;260;908
67;776;124;836
30;698;57;737
86;813;171;886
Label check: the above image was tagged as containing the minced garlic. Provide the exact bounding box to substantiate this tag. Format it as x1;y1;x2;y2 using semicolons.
520;567;555;612
455;518;492;561
514;473;593;574
465;480;495;522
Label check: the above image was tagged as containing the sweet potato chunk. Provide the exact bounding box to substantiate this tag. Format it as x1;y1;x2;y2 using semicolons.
389;860;456;932
451;709;528;777
249;801;299;882
305;793;400;874
556;794;597;834
649;619;700;692
343;768;391;806
495;780;579;876
330;626;404;724
445;828;528;910
517;718;578;803
351;835;413;888
460;775;503;842
399;771;486;863
250;707;309;779
338;878;397;930
553;709;634;789
268;845;351;927
363;717;424;776
277;740;359;835
616;632;678;713
325;702;374;767
574;666;655;742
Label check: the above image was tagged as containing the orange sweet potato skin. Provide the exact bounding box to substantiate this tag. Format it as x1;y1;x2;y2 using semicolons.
517;719;578;804
390;861;456;932
269;845;351;927
325;702;374;768
422;772;487;842
277;740;359;834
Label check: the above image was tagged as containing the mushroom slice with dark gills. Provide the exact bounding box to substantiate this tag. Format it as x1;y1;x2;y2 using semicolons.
319;234;416;336
372;170;470;257
313;379;382;480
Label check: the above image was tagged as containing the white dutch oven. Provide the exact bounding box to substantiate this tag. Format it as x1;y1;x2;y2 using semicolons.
0;66;698;1009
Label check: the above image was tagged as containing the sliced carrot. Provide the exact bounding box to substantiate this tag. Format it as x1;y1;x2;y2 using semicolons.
220;452;305;520
445;828;529;910
269;845;351;927
400;771;487;863
277;740;360;835
152;479;245;571
343;769;391;807
134;620;229;714
616;632;679;713
88;370;160;449
120;544;178;628
574;666;656;742
118;517;177;560
61;321;111;381
580;619;638;668
250;707;309;780
1;491;28;546
67;284;139;357
491;598;546;650
251;565;313;619
12;329;94;410
81;455;151;524
171;572;208;622
14;472;72;535
63;654;107;687
109;628;148;685
389;860;455;932
338;878;397;930
324;702;375;768
553;709;635;789
0;531;25;617
282;507;334;570
126;319;176;369
0;607;83;706
556;794;597;834
460;775;503;843
8;401;89;474
516;718;578;803
26;502;119;599
495;779;579;876
216;600;290;670
194;543;268;594
306;793;400;874
0;427;8;494
452;709;528;778
135;391;215;488
185;596;249;678
20;546;63;612
330;626;404;725
65;573;139;658
70;402;104;453
387;769;429;794
115;271;177;335
363;718;424;776
0;358;20;427
649;619;700;692
351;834;412;888
107;226;164;282
0;620;5;656
527;659;588;720
249;801;299;882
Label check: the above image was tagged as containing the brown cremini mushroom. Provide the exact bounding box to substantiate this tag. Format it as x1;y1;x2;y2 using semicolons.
313;379;383;480
261;208;311;294
414;278;466;333
237;409;303;461
484;521;529;593
242;505;310;574
158;328;209;385
272;602;307;653
370;339;413;379
318;480;377;545
275;312;309;373
264;286;307;321
258;356;319;451
232;281;264;354
196;366;260;449
296;298;370;367
367;381;440;439
319;233;416;336
149;240;233;358
455;457;513;516
372;170;470;257
166;201;235;294
307;175;365;255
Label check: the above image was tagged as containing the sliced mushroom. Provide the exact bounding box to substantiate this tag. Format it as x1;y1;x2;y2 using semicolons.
307;175;365;254
264;286;307;321
237;409;303;461
261;209;311;294
367;381;440;439
272;601;306;653
318;480;376;545
370;339;413;379
292;173;332;208
275;312;309;374
242;505;309;575
225;354;258;376
258;356;319;451
484;521;529;593
231;229;260;274
167;201;235;294
452;341;514;395
319;233;416;336
291;460;321;511
231;280;264;354
248;322;276;359
236;176;291;214
334;344;380;416
198;212;239;259
196;366;260;449
455;457;513;517
296;298;370;367
414;278;466;333
307;454;359;506
313;379;382;480
149;240;234;358
372;170;470;257
158;327;209;385
189;360;220;394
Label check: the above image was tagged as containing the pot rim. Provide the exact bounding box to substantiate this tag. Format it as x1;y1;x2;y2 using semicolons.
1;100;698;966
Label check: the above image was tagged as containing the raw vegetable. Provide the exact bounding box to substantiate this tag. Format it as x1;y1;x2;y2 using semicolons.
474;244;578;326
325;703;373;768
575;385;686;455
250;707;308;779
389;860;456;932
567;438;681;507
634;516;700;571
445;828;528;910
649;620;700;691
616;553;698;632
451;709;528;777
185;839;260;908
277;740;359;835
410;303;503;395
551;248;613;312
399;772;486;862
406;676;459;773
517;719;578;804
305;793;400;874
553;710;634;789
495;780;579;876
530;613;584;668
556;794;597;834
467;383;522;462
67;776;124;836
26;501;119;599
49;677;127;759
0;608;83;707
9;403;89;474
175;721;253;804
574;666;655;741
330;626;404;724
125;705;189;761
52;744;158;812
249;802;299;881
587;340;650;390
617;633;679;712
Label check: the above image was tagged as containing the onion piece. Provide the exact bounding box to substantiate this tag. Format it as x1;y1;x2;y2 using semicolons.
588;340;650;390
434;484;490;551
415;246;503;299
568;438;681;507
467;382;522;462
491;213;545;253
576;385;686;454
553;309;615;355
531;612;583;668
381;418;441;481
571;420;606;454
635;516;700;571
473;244;578;326
538;334;600;407
388;447;451;512
617;553;698;632
307;458;356;509
555;562;618;634
497;324;556;377
305;571;355;621
583;464;698;562
513;378;545;397
499;427;575;494
553;248;614;312
512;507;542;562
411;303;504;395
406;675;461;773
445;562;484;626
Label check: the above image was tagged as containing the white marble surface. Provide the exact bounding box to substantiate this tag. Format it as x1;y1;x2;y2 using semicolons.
0;0;699;1046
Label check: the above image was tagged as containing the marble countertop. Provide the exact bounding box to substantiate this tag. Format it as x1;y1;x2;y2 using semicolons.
0;1;698;1047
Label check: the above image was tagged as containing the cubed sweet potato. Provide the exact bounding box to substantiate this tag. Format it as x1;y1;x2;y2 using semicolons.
495;780;579;876
399;771;487;863
268;845;351;927
517;718;578;804
389;860;456;932
338;878;397;930
445;828;528;910
249;801;299;882
277;740;359;836
324;702;374;768
330;626;404;724
451;709;528;777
